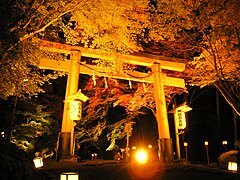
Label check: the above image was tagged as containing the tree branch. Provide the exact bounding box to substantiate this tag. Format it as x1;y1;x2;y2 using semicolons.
20;0;85;42
214;82;240;116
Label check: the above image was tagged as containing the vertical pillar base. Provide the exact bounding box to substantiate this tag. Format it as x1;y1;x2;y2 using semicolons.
56;132;71;161
158;138;174;163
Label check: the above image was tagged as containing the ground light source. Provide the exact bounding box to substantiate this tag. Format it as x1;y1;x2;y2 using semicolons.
184;142;188;160
60;172;79;180
228;162;238;172
204;141;209;164
91;153;97;160
135;149;148;164
222;141;228;152
33;157;43;168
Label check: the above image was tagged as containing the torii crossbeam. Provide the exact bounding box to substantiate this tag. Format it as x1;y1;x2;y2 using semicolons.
35;38;186;163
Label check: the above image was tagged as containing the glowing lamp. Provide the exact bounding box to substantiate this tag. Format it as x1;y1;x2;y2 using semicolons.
222;140;228;152
184;142;188;147
222;141;227;145
204;141;208;146
91;153;97;160
228;162;238;171
69;100;82;121
135;149;148;164
174;111;186;129
132;146;136;150
33;157;43;168
148;144;152;149
60;172;79;180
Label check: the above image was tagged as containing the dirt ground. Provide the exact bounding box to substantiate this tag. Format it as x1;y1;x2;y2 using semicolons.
28;159;240;180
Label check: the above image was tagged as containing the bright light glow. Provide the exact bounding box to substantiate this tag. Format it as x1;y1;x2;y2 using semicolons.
148;144;152;149
91;153;97;160
184;142;188;147
222;141;228;145
204;141;208;146
60;172;79;180
174;111;186;129
69;101;82;120
132;146;136;150
33;157;43;168
228;162;238;171
135;149;148;164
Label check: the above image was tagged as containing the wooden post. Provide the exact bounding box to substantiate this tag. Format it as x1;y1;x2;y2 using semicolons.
152;63;173;163
58;50;81;160
175;127;181;160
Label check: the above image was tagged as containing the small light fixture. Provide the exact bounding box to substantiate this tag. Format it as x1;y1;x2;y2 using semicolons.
91;153;97;160
184;142;189;159
204;141;209;164
222;141;227;145
132;146;136;150
60;172;79;180
1;132;4;138
33;157;43;168
222;140;228;152
148;144;152;149
228;162;238;171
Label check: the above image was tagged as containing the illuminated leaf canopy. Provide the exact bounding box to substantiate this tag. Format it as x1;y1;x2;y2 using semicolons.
11;101;58;157
0;0;239;114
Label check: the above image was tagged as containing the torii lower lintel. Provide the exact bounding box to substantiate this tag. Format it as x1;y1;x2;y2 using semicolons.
39;58;185;88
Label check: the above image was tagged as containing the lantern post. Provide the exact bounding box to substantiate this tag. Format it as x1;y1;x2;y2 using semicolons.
169;103;192;160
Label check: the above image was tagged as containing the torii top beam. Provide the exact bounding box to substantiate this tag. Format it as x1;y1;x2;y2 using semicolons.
34;38;186;72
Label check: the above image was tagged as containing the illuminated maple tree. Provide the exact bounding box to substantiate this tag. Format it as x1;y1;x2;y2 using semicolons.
75;77;128;151
75;74;183;152
139;0;239;116
0;0;153;101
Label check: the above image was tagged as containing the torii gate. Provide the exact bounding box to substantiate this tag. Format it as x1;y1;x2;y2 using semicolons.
35;39;186;163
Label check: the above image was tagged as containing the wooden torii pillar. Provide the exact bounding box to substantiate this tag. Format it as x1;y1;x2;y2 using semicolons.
152;63;172;163
57;50;81;161
35;39;186;163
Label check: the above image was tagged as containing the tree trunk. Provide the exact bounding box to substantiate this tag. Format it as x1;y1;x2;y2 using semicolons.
7;96;18;142
233;110;238;147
